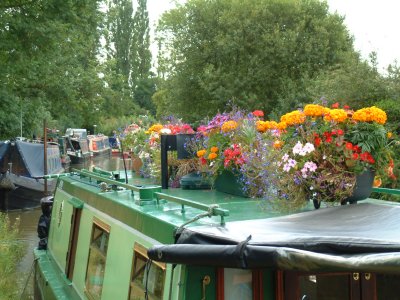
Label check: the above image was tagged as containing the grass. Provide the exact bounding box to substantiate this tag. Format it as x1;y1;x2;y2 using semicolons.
0;213;24;300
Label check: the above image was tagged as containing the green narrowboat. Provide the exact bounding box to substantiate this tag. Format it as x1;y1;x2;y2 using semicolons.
33;164;400;300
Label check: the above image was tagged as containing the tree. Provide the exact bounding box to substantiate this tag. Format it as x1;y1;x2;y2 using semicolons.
0;0;106;137
154;0;357;122
306;52;389;109
130;0;152;90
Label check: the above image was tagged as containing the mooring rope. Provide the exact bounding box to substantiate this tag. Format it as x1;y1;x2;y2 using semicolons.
20;257;39;300
177;204;220;231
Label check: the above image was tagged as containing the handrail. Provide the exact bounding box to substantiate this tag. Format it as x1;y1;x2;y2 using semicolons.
372;187;400;195
71;168;144;193
155;192;229;225
43;173;70;179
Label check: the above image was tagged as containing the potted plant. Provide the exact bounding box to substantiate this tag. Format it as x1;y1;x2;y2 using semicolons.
195;109;263;196
260;103;397;210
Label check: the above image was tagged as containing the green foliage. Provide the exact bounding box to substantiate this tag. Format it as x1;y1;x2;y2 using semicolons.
0;0;106;137
155;0;356;121
0;214;24;299
307;53;389;108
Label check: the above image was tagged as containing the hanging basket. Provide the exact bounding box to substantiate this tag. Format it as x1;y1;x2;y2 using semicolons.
313;169;375;209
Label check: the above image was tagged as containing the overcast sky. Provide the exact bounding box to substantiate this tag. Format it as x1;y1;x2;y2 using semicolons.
147;0;400;71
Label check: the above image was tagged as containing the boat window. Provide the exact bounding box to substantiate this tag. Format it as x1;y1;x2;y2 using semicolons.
283;271;398;300
297;273;350;300
85;219;110;300
217;268;262;300
224;269;253;300
129;243;166;300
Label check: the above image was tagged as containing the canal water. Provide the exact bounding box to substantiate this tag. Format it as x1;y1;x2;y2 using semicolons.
4;155;132;299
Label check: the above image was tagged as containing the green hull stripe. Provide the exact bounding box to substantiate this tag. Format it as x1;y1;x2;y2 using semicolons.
68;197;84;209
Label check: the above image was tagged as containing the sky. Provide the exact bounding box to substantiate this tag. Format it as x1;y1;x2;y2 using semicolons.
147;0;400;72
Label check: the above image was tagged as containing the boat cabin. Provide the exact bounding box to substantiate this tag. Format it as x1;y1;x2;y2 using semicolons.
33;165;400;300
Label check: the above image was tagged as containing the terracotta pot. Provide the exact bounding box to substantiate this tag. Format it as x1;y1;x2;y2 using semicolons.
131;154;143;175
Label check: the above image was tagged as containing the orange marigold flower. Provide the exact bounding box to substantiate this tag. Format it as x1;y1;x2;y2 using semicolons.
304;104;329;117
273;140;284;149
280;110;306;126
277;121;287;130
221;120;238;132
210;146;219;153
208;152;218;160
256;121;267;132
196;149;206;158
323;109;348;123
352;106;387;124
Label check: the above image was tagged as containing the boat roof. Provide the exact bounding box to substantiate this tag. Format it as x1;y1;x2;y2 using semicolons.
58;169;400;273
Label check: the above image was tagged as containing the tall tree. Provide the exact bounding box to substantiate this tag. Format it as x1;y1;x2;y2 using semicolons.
154;0;357;121
0;0;105;138
130;0;152;89
106;0;134;80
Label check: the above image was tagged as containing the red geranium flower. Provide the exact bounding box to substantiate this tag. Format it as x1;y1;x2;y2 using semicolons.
331;102;340;108
252;110;264;117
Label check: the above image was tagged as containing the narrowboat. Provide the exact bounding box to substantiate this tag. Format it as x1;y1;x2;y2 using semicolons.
0;139;64;211
88;134;112;157
33;161;400;300
64;128;91;164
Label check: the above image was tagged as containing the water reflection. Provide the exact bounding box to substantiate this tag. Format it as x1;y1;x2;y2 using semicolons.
4;156;131;298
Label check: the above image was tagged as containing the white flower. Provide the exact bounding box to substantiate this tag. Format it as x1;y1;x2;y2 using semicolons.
292;141;303;155
160;128;172;134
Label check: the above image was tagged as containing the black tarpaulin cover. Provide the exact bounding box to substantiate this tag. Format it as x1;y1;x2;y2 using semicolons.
0;141;10;162
16;141;63;178
148;203;400;273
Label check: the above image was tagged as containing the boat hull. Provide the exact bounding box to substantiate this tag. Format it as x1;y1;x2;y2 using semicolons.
0;185;48;211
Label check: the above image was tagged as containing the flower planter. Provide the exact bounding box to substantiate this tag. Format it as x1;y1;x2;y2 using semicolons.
343;169;375;205
313;169;375;209
214;170;248;197
176;134;195;159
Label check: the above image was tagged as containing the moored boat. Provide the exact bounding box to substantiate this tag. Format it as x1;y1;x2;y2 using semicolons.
88;134;112;157
0;140;64;211
33;162;400;299
64;128;91;164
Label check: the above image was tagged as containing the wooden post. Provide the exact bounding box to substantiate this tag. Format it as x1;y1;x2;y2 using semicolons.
44;119;48;195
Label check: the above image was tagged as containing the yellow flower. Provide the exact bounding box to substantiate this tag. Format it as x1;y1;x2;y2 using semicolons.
304;104;329;117
256;121;266;132
197;149;206;158
280;110;306;126
147;124;163;133
277;122;287;130
323;109;348;123
273;140;284;149
256;121;278;132
387;132;393;139
221;120;238;132
352;106;387;124
210;146;219;153
208;152;218;160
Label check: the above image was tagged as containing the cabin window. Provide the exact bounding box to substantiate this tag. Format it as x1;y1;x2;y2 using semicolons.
85;218;110;300
217;268;262;300
129;243;166;300
283;271;400;300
